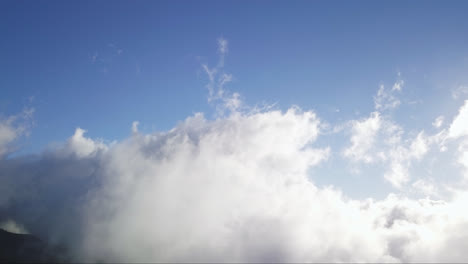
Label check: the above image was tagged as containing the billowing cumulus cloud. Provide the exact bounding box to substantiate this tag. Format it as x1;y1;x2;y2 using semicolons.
2;107;468;262
3;41;468;262
445;100;468;178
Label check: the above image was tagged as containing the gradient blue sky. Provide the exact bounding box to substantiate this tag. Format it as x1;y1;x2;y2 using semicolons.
2;0;468;155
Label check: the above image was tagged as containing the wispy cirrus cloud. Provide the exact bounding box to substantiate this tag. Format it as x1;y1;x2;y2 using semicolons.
201;38;241;115
374;79;404;111
89;43;125;73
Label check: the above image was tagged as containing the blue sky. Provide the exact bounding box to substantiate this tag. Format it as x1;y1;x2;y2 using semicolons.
2;1;468;154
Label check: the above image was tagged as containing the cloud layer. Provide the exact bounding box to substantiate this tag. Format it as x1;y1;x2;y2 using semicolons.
2;40;468;262
0;100;468;262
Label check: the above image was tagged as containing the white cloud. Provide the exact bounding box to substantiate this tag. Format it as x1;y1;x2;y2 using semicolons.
343;112;381;163
218;37;228;55
448;100;468;139
392;79;404;91
202;64;216;83
62;127;107;158
440;100;468;179
0;107;337;262
452;139;468;179
452;85;468;100
412;179;438;197
2;113;468;262
223;92;241;112
374;80;403;111
0;101;468;263
202;39;232;104
0;121;17;157
0;108;34;158
432;115;444;128
381;130;427;188
343;79;437;188
384;161;408;188
131;121;139;134
202;38;244;116
412;132;430;158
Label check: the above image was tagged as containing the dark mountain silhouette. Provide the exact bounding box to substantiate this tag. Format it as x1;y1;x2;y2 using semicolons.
0;228;66;263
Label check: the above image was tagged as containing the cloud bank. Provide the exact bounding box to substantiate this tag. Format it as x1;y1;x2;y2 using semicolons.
2;40;468;262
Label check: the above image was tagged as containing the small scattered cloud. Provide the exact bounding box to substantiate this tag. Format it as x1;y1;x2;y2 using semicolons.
374;82;403;111
218;37;228;55
452;85;468;100
432;115;444;128
131;121;139;134
384;131;430;188
89;44;124;73
343;112;381;163
60;128;107;158
90;52;98;63
392;79;404;91
108;43;124;56
374;76;404;112
342;77;440;188
0;108;34;158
